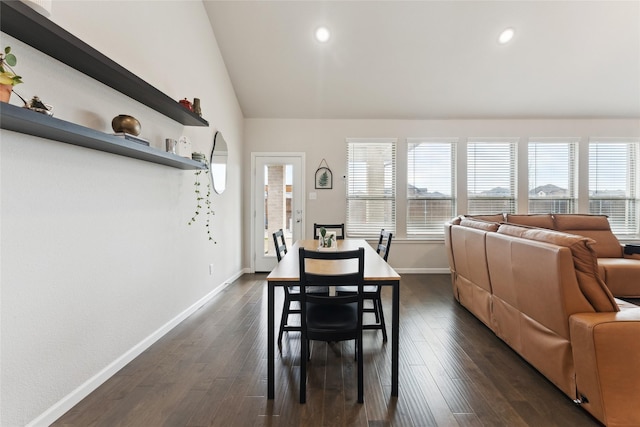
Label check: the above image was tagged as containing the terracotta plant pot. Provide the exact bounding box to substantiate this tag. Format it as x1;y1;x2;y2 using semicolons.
0;84;12;103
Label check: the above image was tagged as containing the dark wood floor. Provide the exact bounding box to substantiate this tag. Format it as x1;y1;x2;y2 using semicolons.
53;274;601;427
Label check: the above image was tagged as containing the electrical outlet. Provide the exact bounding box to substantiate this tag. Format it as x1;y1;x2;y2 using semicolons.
209;264;214;275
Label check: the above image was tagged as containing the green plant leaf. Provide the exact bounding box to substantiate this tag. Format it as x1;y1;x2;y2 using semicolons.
0;73;15;85
5;53;16;67
4;46;10;54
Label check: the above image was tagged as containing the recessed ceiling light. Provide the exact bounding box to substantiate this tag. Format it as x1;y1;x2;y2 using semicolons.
315;26;330;43
498;28;515;44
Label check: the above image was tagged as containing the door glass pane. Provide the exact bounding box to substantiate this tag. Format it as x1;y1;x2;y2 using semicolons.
264;164;293;255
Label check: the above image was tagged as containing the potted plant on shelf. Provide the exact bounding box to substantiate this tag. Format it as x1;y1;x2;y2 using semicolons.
0;46;23;103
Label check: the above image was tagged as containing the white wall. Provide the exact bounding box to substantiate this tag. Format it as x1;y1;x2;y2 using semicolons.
244;118;640;271
0;1;243;426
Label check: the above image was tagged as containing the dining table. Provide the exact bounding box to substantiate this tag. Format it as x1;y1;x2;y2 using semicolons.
266;238;401;399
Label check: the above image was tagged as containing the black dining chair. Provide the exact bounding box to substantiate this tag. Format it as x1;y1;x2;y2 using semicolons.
272;229;328;348
298;247;365;404
313;223;345;240
336;229;393;342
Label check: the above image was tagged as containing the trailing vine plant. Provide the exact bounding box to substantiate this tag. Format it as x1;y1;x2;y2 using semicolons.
188;167;215;241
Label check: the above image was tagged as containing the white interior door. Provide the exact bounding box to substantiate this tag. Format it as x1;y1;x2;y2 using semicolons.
253;154;304;272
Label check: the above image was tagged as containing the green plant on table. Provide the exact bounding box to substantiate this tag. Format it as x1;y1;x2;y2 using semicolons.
320;227;334;247
0;46;23;86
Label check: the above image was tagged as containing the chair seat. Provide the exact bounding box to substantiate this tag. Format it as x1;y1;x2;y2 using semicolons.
335;285;387;342
307;301;358;331
289;286;330;295
336;285;379;294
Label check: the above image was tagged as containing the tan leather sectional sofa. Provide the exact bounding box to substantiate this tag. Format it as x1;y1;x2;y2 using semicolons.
444;214;640;426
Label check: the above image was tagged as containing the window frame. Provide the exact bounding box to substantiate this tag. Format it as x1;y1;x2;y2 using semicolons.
527;137;579;214
588;137;640;236
466;137;518;215
345;138;397;238
406;137;457;237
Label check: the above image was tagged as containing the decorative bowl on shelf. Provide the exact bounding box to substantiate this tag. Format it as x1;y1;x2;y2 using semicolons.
111;114;141;136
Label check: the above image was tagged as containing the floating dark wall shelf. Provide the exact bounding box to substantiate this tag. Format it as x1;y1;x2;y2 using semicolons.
1;103;207;170
0;1;209;127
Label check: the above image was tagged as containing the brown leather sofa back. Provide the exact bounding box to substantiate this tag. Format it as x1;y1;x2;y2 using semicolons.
486;231;591;396
554;214;623;258
504;213;623;257
502;213;639;296
448;218;496;327
497;224;619;313
504;213;555;229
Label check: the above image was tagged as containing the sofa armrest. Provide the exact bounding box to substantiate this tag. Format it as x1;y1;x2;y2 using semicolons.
570;310;640;426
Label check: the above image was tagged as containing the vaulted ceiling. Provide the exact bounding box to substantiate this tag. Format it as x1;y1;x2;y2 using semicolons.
204;1;640;120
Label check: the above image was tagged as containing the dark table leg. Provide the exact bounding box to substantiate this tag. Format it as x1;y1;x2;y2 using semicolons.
268;282;275;399
391;280;399;396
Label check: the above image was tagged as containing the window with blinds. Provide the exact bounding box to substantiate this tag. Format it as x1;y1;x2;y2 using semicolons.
528;139;577;214
467;139;517;215
407;138;456;236
346;138;396;237
589;139;640;235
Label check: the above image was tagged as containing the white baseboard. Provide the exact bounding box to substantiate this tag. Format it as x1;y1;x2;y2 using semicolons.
28;267;443;426
27;271;242;427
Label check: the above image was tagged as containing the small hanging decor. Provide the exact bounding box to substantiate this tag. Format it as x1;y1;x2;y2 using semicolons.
188;158;215;243
315;158;333;189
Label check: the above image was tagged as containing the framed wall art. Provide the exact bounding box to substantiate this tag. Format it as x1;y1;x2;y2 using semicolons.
315;159;333;189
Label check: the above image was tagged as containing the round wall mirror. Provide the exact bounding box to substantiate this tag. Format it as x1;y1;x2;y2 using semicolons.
209;131;228;194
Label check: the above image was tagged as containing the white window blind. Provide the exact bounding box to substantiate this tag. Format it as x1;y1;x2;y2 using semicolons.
589;139;639;235
528;139;577;214
346;138;396;237
467;139;517;215
407;138;456;236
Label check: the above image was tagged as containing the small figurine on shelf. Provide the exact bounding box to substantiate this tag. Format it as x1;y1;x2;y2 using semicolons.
193;98;202;116
179;98;193;111
25;95;54;116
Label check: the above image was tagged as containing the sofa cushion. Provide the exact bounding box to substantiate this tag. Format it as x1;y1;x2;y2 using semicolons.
463;214;505;223
553;214;610;231
553;214;622;258
505;213;554;229
460;217;500;232
597;258;640;298
497;224;619;312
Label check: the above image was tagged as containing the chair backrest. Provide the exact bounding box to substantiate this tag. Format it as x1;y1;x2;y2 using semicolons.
298;247;365;321
313;223;345;240
272;229;287;262
377;229;393;262
298;246;366;404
